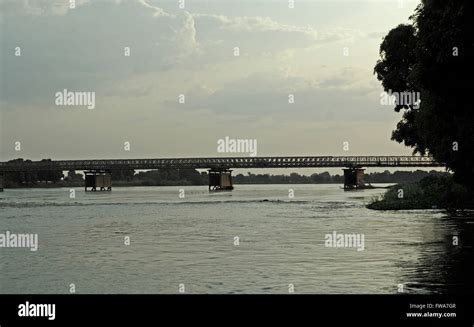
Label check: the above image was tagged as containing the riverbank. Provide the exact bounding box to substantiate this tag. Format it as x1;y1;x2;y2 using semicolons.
367;176;474;212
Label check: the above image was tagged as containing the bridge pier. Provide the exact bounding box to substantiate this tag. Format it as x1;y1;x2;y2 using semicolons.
343;168;365;190
84;170;112;192
208;169;233;191
0;172;3;192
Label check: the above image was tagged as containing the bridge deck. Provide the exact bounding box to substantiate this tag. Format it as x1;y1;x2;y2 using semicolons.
0;156;444;172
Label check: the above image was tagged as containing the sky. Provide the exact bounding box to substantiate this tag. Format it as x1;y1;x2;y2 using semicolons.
0;0;423;172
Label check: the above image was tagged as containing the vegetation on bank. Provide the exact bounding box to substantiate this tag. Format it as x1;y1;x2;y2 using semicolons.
367;176;474;212
374;1;474;190
373;1;474;211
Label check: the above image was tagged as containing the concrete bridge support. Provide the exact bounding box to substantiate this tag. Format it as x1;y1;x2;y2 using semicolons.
343;168;365;190
0;173;3;192
208;169;233;191
85;170;112;191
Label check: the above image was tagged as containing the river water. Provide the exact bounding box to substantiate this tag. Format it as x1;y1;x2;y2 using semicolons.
0;184;473;294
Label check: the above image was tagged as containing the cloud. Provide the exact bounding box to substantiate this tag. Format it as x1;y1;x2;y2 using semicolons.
193;13;365;53
1;0;369;109
137;0;172;17
0;0;91;16
1;0;198;107
167;68;390;123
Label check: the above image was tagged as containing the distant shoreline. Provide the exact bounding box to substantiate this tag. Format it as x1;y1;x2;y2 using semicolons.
2;169;449;190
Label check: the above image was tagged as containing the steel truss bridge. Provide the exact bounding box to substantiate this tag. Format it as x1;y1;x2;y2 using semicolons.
0;156;444;191
0;156;443;171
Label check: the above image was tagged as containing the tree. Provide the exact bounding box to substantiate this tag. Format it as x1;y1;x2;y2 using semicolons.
374;0;474;190
65;170;84;182
112;169;135;181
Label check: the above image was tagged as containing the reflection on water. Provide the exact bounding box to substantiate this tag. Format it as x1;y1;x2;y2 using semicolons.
0;185;472;294
399;215;474;294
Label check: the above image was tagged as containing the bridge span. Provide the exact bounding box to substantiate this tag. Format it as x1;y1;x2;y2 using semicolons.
0;156;444;191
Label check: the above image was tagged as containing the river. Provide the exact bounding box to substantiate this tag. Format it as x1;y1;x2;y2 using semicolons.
1;184;472;294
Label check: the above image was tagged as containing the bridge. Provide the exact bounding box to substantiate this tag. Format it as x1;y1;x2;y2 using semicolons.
0;156;444;191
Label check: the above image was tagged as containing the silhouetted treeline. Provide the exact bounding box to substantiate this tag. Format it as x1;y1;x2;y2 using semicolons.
3;159;63;186
107;169;451;185
99;169;451;185
374;0;474;191
129;169;206;186
234;170;449;184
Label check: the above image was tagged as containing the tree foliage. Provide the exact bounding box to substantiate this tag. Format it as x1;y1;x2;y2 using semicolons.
374;0;474;190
